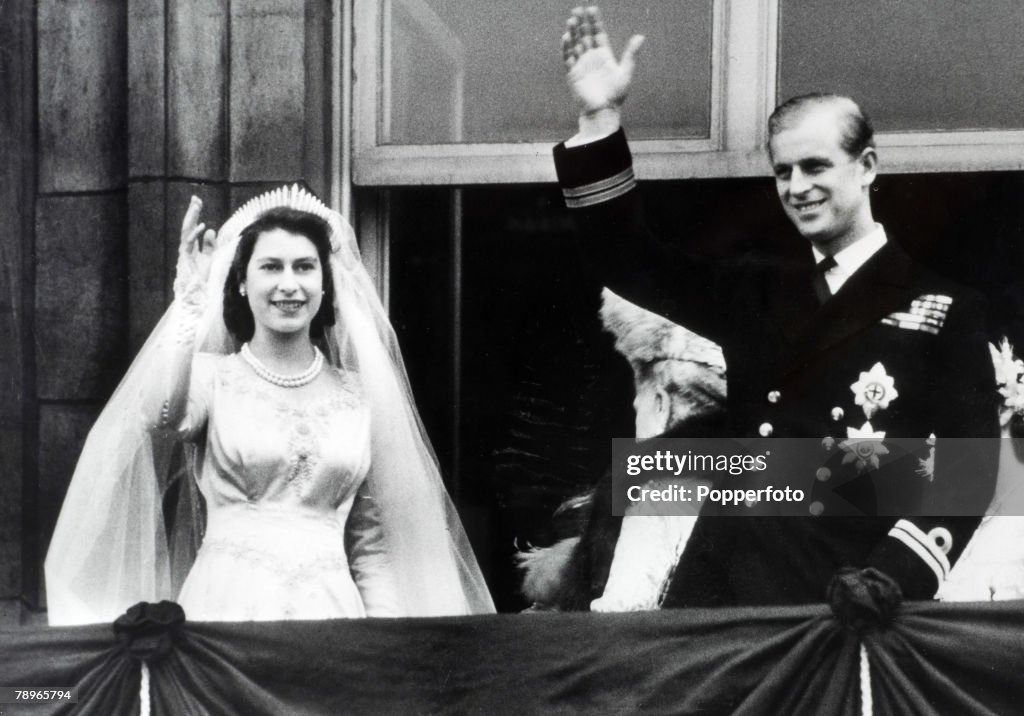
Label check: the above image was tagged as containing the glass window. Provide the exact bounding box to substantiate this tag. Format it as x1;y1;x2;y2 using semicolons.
778;1;1024;132
383;0;714;144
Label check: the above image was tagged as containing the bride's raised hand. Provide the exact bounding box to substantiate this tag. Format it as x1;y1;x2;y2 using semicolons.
175;196;217;293
562;6;644;116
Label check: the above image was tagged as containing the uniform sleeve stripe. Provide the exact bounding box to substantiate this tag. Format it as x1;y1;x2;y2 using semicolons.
565;180;636;208
889;519;951;582
562;167;635;199
563;170;636;208
888;529;945;584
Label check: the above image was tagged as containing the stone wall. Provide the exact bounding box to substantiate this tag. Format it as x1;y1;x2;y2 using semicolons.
0;0;33;619
1;0;331;621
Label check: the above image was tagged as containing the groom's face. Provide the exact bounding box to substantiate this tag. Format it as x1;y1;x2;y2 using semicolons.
770;106;876;251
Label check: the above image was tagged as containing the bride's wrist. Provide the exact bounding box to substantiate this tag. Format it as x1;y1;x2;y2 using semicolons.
173;274;207;308
169;281;207;347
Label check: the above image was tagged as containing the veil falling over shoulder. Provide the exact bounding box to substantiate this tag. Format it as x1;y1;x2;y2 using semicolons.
45;185;495;625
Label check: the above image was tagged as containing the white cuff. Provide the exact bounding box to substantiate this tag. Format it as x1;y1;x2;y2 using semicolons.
888;519;951;585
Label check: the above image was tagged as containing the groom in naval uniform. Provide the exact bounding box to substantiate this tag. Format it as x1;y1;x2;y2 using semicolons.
552;7;999;606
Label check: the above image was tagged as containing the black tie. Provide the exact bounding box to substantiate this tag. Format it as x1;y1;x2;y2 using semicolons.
813;256;837;305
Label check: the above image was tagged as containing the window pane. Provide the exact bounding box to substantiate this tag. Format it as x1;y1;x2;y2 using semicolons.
778;1;1024;131
384;1;713;144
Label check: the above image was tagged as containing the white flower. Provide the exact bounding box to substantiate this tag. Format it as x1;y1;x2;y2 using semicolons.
990;339;1024;389
990;339;1024;427
841;422;889;472
850;362;898;420
917;447;935;482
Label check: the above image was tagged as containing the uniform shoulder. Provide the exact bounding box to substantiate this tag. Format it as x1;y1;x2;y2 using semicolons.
895;245;988;307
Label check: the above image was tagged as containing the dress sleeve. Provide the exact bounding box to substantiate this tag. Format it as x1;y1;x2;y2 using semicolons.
345;479;401;617
143;292;214;441
174;353;215;441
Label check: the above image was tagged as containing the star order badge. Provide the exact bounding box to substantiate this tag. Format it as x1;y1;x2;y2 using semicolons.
842;421;889;472
851;362;898;420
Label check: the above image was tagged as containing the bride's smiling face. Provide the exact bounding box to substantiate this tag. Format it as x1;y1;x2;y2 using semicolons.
242;228;324;338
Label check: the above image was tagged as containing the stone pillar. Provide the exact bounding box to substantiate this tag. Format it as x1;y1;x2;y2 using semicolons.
30;0;130;612
0;0;34;621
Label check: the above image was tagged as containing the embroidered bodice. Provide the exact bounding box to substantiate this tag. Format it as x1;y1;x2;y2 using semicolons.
157;352;398;620
181;353;370;514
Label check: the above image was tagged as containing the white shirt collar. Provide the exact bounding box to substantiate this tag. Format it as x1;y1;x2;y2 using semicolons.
812;224;888;293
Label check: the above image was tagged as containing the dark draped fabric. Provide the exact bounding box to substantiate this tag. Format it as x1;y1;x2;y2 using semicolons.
3;602;1022;715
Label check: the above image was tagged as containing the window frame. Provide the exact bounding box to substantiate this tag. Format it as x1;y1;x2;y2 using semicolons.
352;0;746;185
347;0;1024;187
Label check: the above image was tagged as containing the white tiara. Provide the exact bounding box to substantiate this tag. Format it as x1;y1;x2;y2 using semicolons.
216;184;350;255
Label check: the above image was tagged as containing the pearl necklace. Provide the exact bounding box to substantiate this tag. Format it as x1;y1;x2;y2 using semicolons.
240;343;324;388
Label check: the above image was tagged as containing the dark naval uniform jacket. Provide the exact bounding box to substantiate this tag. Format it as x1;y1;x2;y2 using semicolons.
553;129;1000;605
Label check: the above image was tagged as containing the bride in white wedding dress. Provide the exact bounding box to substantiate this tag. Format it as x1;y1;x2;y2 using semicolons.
45;186;494;624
